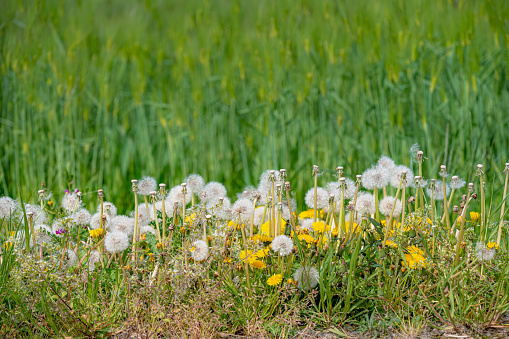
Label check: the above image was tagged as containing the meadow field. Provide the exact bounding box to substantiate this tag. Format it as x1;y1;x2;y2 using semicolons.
1;0;509;337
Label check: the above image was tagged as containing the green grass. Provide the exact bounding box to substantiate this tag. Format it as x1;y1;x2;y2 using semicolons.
1;0;509;211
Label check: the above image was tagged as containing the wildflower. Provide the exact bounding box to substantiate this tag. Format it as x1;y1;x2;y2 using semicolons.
22;204;47;225
312;221;330;233
72;208;91;226
239;250;257;264
249;260;266;269
90;212;111;230
304;187;329;209
0;197;18;219
63;249;78;269
252;207;266;227
260;218;286;236
298;209;315;219
256;247;270;258
390;165;414;188
55;228;66;235
487;241;499;250
140;225;156;235
184;174;205;195
456;216;464;223
104;231;130;253
138;176;157;196
297;234;315;244
257;170;281;198
379;196;402;217
403;253;427;269
110;215;135;236
133;203;153;226
250;234;273;243
326;178;356;201
271;235;294;256
267;274;283;286
470;212;480;223
190;240;209;262
294;266;319;291
223;257;232;263
88;250;100;272
299;218;314;232
154;200;173;215
89;228;104;238
355;192;376;216
384;240;398;249
407;246;425;256
231;198;255;223
97;202;117;217
362;166;390;189
287;278;296;285
61;192;81;212
475;241;496;262
331;229;338;237
200;182;227;204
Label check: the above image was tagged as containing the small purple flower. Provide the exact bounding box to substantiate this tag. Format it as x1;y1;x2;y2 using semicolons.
65;190;70;194
74;188;80;193
55;228;66;235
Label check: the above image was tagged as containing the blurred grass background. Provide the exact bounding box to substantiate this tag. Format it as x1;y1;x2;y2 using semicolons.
1;0;509;211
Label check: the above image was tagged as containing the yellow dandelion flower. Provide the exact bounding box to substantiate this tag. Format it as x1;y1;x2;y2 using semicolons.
298;209;315;219
470;212;480;222
331;229;338;237
256;247;270;258
343;221;361;235
298;234;315;244
249;260;267;269
89;228;104;239
384;240;398;249
250;234;273;243
407;245;425;256
223;257;232;263
239;250;257;264
486;241;499;250
267;274;283;286
312;221;330;233
259;218;286;236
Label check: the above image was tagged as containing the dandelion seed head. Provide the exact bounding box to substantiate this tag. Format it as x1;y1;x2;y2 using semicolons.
426;181;450;201
64;249;78;269
258;170;280;196
97;202;117;217
390;165;414;188
304;187;329;209
33;224;52;245
191;240;209;262
134;203;153;226
104;231;130;253
355;192;376;216
138;176;158;196
154;200;174;215
200;182;227;204
475;242;496;262
110;215;135;236
271;235;294;256
450;176;466;190
237;186;259;200
252;207;266;227
90;212;111;230
0;197;18;219
72;208;91;226
379;196;403;217
23;204;47;225
88;250;100;272
184;174;205;195
294;266;319;291
299;218;314;232
61;192;81;212
362;166;390;190
231;198;255;223
140;225;156;235
378;156;396;171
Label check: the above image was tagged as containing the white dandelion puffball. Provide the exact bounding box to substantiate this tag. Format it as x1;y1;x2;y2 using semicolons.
97;201;117;217
33;224;52;245
299;218;314;232
191;240;209;262
294;266;319;291
104;231;130;253
231;198;255;223
184;174;205;195
344;178;357;200
326;179;356;202
355;192;376;216
88;250;101;272
237;186;259;200
426;181;450;201
90;212;111;230
72;208;91;226
64;249;78;269
200;182;227;204
140;225;156;235
154;200;174;215
134;203;154;226
252;207;265;227
166;185;192;207
257;169;281;197
475;242;496;262
390;165;414;188
110;215;135;236
61;192;81;212
377;156;396;171
271;235;294;256
305;187;329;209
450;176;466;190
206;197;232;218
138;176;158;196
362;166;390;190
0;197;18;219
23;204;47;225
379;196;403;217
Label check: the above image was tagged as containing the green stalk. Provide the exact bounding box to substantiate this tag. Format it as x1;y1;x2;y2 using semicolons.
313;166;318;222
442;175;451;231
497;164;509;245
478;165;486;241
374;188;379;221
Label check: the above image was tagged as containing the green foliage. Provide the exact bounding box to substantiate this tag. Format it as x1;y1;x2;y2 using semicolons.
1;0;509;212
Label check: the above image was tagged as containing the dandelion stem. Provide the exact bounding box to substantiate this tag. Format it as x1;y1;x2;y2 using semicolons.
249;197;258;238
442;176;451;231
497;164;509;245
374;188;379;221
313;171;318;223
285;185;296;230
454;196;474;266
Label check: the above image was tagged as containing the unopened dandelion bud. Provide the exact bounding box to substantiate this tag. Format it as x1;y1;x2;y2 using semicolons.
472;193;478;200
461;194;467;203
407;196;415;203
453;205;459;213
460;202;465;209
